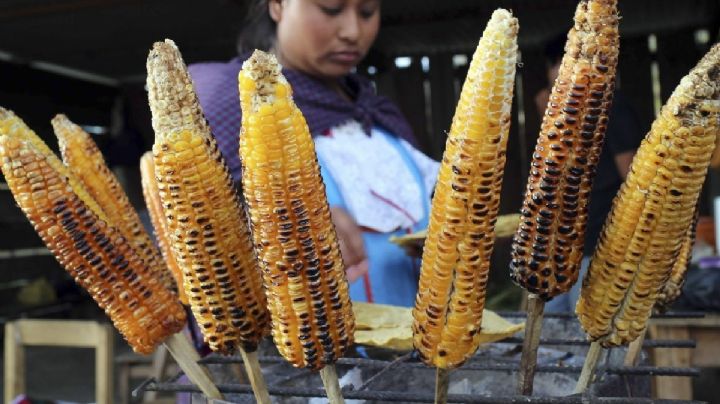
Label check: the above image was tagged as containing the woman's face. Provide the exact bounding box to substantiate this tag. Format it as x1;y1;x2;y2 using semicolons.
269;0;380;79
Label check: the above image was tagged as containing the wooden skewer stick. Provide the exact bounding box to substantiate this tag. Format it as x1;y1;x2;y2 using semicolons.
623;328;648;367
434;367;451;404
574;340;603;394
319;364;345;404
144;343;170;402
163;332;223;399
239;347;271;404
517;293;545;395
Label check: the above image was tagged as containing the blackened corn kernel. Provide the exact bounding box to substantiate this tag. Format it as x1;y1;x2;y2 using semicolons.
577;44;720;346
147;40;270;354
54;116;178;295
412;9;518;370
0;135;186;354
510;0;620;300
655;210;698;310
239;50;354;370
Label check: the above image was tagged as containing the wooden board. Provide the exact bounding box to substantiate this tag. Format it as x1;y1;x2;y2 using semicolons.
648;315;720;400
4;319;113;404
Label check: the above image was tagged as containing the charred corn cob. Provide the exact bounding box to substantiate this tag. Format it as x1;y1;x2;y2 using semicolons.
147;40;269;354
576;44;720;346
0;135;186;354
655;210;698;309
239;50;354;370
412;9;518;370
140;152;188;305
509;0;619;300
0;108;108;221
53;115;176;293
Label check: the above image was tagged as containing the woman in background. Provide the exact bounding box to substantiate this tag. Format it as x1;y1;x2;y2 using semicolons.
188;0;439;307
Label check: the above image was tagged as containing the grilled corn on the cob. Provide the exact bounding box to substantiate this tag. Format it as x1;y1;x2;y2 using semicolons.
509;0;620;300
412;9;518;370
576;44;720;346
655;210;698;309
147;40;269;354
0;135;186;354
140;152;189;305
239;50;354;370
0;108;107;221
53;115;176;293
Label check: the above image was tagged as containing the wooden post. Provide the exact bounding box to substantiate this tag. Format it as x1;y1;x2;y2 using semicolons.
239;347;271;404
434;367;450;404
163;332;222;399
319;365;345;404
94;322;114;404
517;293;545;395
574;341;603;394
649;322;693;399
4;322;25;404
118;360;131;404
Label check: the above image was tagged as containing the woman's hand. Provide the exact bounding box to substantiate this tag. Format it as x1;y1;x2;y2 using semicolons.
330;206;368;283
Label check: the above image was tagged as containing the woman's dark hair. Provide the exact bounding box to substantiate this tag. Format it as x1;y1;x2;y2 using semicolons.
237;0;277;54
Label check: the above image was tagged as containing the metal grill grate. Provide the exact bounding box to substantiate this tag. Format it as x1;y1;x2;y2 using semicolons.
133;311;706;403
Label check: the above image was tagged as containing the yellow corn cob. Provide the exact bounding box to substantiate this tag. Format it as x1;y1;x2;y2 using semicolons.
140;152;189;305
53;115;177;293
238;50;354;370
576;44;720;346
0;108;108;221
509;0;619;300
147;40;269;354
412;9;518;370
0;135;186;354
655;211;697;310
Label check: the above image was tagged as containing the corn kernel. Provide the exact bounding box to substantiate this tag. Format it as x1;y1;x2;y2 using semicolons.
577;43;720;347
412;9;518;370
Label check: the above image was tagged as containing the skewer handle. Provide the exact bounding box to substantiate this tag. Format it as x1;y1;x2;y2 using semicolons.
163;332;223;399
574;340;603;394
435;367;450;404
319;364;345;404
239;347;271;404
623;328;647;367
517;293;545;395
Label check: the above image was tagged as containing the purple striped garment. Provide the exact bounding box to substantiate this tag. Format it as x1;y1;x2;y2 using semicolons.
188;54;416;181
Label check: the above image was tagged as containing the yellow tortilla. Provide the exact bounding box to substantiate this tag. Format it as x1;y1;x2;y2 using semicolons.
353;301;524;351
389;213;520;249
